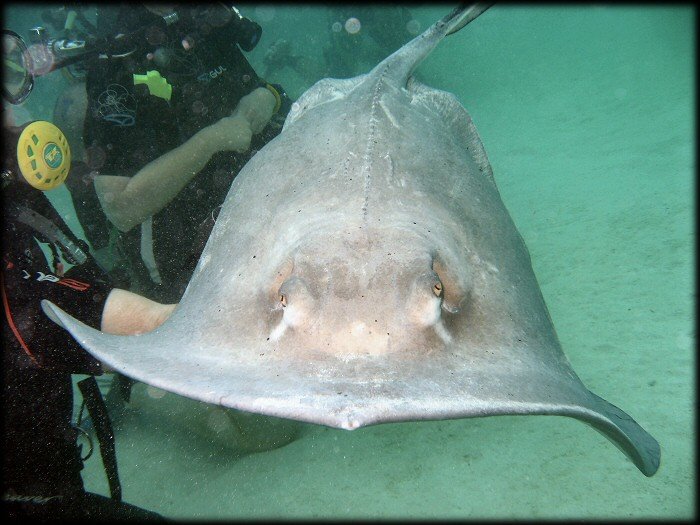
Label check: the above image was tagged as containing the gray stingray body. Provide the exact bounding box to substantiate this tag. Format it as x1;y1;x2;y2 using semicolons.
44;6;659;475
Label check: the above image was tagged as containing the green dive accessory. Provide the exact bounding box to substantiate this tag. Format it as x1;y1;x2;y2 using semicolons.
133;70;172;101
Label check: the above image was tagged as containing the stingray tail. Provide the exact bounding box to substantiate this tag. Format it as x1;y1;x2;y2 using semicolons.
445;3;493;35
374;3;492;87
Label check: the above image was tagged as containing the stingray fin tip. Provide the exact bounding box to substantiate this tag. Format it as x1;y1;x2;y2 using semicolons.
41;300;66;330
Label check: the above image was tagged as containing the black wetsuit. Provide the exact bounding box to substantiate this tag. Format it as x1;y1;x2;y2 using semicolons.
1;181;162;520
82;5;289;303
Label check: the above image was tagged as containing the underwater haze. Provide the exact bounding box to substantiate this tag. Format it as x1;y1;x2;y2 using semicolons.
3;4;694;519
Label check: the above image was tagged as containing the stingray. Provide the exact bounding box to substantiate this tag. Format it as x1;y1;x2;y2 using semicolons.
43;5;660;476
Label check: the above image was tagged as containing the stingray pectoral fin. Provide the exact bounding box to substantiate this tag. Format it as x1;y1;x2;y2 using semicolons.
41;299;66;329
43;299;106;341
41;299;147;374
41;299;140;380
565;394;660;477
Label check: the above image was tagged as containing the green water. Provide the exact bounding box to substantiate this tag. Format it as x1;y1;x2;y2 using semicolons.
3;4;694;519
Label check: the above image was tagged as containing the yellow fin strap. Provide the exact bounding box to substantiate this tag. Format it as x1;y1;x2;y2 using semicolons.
133;70;172;101
265;83;282;114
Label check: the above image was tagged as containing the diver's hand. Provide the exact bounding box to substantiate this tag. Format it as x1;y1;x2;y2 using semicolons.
196;114;253;155
231;87;277;134
98;289;176;335
193;88;276;156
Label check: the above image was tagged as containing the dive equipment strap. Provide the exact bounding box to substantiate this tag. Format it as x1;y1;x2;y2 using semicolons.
114;373;136;403
1;271;40;366
12;204;88;266
78;376;122;501
140;217;162;284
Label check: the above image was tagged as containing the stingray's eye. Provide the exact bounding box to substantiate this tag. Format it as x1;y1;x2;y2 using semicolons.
432;255;469;314
433;281;443;297
279;294;287;307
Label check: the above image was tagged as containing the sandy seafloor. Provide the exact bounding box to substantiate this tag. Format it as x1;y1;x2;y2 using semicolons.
3;4;694;520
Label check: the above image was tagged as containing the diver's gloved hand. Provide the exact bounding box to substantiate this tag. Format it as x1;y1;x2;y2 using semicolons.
232;87;278;134
194;86;283;156
195;114;253;155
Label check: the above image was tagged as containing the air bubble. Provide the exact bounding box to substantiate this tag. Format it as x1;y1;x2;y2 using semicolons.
86;145;106;170
27;44;54;76
181;36;194;50
344;17;361;35
146;386;166;399
406;19;421;35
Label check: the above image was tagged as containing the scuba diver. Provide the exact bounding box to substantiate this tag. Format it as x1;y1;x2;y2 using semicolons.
1;118;175;519
3;2;298;455
5;3;291;304
74;3;292;304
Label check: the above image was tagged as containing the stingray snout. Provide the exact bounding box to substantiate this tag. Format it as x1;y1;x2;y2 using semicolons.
265;246;464;352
